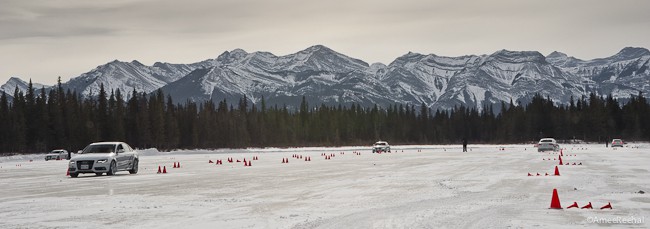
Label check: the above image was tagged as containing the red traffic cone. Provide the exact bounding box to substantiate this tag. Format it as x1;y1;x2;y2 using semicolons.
559;156;563;165
560;149;563;156
581;202;592;209
66;169;70;176
286;158;288;163
162;166;167;174
600;202;612;209
528;173;532;176
554;166;560;176
536;173;540;176
567;202;579;209
157;166;162;174
209;160;214;163
173;162;177;168
282;158;286;163
244;158;247;163
550;189;562;209
248;161;251;167
545;173;549;176
177;162;180;168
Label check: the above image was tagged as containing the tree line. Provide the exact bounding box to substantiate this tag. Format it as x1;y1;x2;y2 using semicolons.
0;80;649;154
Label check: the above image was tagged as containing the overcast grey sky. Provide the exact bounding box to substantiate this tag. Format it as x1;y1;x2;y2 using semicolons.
1;0;649;84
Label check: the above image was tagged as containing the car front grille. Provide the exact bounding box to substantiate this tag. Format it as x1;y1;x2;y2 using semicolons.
76;160;95;170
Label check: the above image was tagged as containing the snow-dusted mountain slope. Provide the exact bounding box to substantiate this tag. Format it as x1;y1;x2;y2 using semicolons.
0;77;49;97
4;45;650;110
62;59;216;98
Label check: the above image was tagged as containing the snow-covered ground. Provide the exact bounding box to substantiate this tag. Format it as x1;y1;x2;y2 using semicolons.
1;144;648;228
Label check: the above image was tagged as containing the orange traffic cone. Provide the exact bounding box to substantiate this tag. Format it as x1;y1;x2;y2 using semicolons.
554;166;560;176
581;202;592;209
550;189;562;209
600;202;612;209
162;166;167;174
567;202;579;209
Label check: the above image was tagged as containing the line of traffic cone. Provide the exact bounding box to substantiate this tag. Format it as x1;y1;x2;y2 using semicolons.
527;167;560;177
157;166;167;174
550;190;613;210
282;158;288;163
173;162;181;168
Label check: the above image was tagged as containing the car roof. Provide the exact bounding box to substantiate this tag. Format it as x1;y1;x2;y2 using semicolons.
375;141;388;144
89;142;125;145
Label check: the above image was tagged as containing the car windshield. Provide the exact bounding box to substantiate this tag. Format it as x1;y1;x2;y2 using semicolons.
540;140;553;143
375;143;386;146
82;144;116;154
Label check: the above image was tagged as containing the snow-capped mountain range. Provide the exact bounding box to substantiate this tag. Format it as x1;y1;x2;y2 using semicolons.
2;45;649;110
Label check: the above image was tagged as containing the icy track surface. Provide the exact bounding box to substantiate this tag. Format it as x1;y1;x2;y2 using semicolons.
1;144;649;228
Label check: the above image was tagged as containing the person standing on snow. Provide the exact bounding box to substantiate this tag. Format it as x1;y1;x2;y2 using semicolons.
462;138;468;152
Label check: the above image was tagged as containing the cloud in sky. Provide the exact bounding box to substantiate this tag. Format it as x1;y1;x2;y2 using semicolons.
1;0;649;84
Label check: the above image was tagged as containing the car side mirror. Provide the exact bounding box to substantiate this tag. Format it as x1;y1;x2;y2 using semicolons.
77;150;82;154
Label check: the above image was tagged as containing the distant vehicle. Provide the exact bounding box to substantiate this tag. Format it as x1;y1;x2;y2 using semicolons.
537;138;560;152
68;142;139;178
45;149;69;161
372;141;391;153
611;139;624;147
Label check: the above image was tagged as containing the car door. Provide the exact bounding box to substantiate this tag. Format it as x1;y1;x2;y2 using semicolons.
115;144;128;170
118;143;135;170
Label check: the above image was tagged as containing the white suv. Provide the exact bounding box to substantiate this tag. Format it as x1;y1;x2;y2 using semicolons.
372;141;391;153
68;142;139;177
537;138;559;152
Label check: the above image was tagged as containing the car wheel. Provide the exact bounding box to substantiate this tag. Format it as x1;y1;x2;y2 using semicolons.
70;173;79;178
107;161;117;176
129;159;138;174
95;173;103;176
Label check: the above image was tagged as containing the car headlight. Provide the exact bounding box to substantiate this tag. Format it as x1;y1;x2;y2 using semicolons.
97;159;108;163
